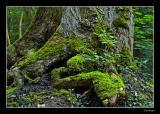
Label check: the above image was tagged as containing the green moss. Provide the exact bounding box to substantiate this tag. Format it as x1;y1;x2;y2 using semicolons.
66;37;95;55
51;89;77;105
112;17;129;29
145;81;154;92
67;54;85;72
19;89;77;107
7;86;20;97
60;71;125;101
91;72;125;100
135;92;150;107
120;48;138;71
17;36;65;69
138;93;150;101
22;92;42;106
17;35;94;69
51;67;68;80
115;7;131;20
24;74;41;83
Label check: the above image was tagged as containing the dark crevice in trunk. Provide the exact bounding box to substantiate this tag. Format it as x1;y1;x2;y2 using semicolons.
45;53;75;74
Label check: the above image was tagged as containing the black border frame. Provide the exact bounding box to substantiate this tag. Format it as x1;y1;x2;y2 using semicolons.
1;0;159;113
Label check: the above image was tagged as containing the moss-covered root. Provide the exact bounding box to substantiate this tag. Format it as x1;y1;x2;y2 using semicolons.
67;54;85;71
51;67;68;81
66;54;95;75
53;71;125;106
11;35;94;83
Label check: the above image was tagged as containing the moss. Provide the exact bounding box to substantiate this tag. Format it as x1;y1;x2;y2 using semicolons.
17;36;65;69
20;91;50;107
66;37;95;55
17;35;94;69
24;74;41;83
67;54;85;72
138;93;150;101
135;92;150;107
115;7;131;20
19;89;77;107
51;89;77;105
7;86;21;107
51;67;68;80
120;48;138;71
59;71;125;101
145;81;154;92
91;72;125;100
112;17;129;29
7;86;20;97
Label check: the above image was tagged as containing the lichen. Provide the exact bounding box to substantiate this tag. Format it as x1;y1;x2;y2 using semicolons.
112;17;129;29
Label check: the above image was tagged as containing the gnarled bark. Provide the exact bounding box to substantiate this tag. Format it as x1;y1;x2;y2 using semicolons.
7;7;135;107
7;7;65;69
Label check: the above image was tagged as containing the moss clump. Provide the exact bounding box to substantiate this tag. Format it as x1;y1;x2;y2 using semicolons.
59;71;125;101
115;7;131;20
67;54;85;72
145;81;154;92
17;35;94;69
112;17;129;29
51;67;68;80
17;36;65;69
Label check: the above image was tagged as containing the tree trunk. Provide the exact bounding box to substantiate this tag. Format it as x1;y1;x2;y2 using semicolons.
7;7;135;107
7;7;65;69
23;7;33;24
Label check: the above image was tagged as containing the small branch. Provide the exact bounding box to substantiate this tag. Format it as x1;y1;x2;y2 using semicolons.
19;11;23;39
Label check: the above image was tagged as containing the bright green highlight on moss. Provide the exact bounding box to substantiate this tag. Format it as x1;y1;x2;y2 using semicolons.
60;71;125;100
7;86;20;97
67;54;85;71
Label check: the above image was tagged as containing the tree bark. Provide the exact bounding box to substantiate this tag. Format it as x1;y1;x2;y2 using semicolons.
23;7;33;24
8;6;134;78
7;7;65;69
7;6;135;107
